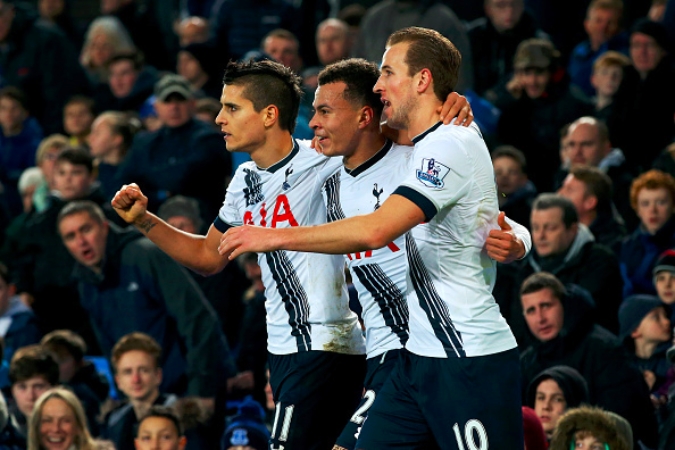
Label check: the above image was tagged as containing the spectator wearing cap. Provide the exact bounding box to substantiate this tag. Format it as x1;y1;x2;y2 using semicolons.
619;295;673;405
525;365;590;441
567;0;629;97
495;38;593;192
608;19;675;171
116;74;231;221
177;43;222;100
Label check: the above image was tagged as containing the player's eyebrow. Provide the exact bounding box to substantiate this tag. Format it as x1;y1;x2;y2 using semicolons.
313;102;332;111
222;101;239;109
381;64;393;72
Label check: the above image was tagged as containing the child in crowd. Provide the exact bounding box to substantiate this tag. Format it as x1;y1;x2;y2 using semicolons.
550;406;630;450
135;406;187;450
63;96;95;148
590;51;631;121
619;294;674;407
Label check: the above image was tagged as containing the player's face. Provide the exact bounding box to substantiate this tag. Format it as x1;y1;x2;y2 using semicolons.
115;350;162;402
309;81;362;159
533;378;566;438
531;207;578;257
521;287;565;342
565;123;607;168
373;42;416;130
59;211;109;271
635;306;671;343
636;187;674;235
557;175;590;216
11;376;52;418
493;156;527;195
655;271;675;304
630;32;665;74
135;416;186;450
216;84;267;154
53;161;94;201
39;397;79;450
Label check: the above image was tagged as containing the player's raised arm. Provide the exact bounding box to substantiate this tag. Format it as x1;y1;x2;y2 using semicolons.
219;194;424;260
111;183;229;276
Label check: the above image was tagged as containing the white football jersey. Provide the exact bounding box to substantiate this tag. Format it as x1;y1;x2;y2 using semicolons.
323;140;411;359
216;140;365;356
393;122;517;358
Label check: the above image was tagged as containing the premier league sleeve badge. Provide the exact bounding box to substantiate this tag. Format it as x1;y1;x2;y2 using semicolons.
416;158;450;188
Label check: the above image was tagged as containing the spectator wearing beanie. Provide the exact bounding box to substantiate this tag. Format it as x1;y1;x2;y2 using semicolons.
522;406;549;450
653;250;675;322
619;295;673;401
221;396;269;450
526;365;590;440
608;19;675;170
177;43;222;100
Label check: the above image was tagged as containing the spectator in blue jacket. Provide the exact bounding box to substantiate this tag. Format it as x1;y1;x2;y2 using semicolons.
57;200;236;399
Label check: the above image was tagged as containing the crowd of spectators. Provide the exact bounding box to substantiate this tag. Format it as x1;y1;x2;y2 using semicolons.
0;0;674;448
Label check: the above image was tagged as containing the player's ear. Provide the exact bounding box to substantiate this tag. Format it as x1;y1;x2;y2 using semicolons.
358;105;375;128
263;104;279;127
416;68;432;94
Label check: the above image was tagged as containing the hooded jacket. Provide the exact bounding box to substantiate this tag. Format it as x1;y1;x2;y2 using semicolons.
520;285;658;448
72;224;236;397
495;223;623;342
525;365;590;410
550;406;630;450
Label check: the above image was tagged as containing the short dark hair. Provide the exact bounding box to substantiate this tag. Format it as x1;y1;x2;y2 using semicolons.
9;345;59;386
55;147;94;173
262;28;299;49
41;330;87;362
532;193;579;228
138;405;184;436
491;145;528;175
57;200;106;230
520;272;567;300
111;332;162;371
386;27;462;101
64;95;95;114
0;86;29;111
107;51;145;71
318;58;383;117
569;166;613;213
222;59;302;133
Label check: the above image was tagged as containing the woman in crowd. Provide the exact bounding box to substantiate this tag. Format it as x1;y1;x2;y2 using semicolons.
80;17;136;84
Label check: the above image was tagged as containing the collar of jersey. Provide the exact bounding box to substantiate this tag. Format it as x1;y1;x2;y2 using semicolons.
344;139;393;177
412;121;443;144
258;139;300;173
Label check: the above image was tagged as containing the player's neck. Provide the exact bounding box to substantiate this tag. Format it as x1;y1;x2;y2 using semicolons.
406;101;443;142
250;131;295;169
342;130;387;170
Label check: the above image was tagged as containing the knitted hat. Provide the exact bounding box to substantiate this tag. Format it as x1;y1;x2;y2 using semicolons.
653;249;675;277
221;396;270;450
522;406;549;450
181;43;219;77
618;294;667;341
631;19;670;51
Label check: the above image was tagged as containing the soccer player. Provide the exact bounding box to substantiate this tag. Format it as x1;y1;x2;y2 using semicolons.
304;58;531;450
220;28;525;448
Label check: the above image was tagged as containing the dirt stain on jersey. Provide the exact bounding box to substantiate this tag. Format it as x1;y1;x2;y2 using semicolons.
323;323;354;353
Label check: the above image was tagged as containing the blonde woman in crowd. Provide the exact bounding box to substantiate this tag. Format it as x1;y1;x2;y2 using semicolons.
80;17;136;84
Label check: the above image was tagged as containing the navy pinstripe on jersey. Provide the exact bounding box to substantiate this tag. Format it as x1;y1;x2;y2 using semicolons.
405;234;464;358
324;171;346;222
217;140;365;356
352;264;408;346
266;250;312;351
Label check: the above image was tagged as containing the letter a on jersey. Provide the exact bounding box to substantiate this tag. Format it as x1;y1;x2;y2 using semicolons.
416;158;449;188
